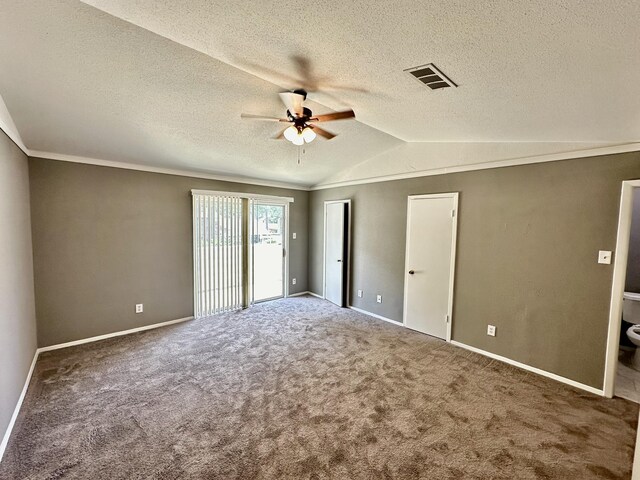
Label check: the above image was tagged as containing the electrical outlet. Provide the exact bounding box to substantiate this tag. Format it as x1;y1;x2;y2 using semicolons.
292;232;297;239
292;278;297;285
135;304;143;314
487;325;496;337
376;294;382;304
357;289;363;298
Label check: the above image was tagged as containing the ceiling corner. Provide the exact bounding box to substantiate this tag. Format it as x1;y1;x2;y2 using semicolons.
0;93;28;154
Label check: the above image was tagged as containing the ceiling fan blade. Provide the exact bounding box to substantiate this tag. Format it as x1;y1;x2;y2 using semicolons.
310;125;336;140
273;127;288;140
279;91;305;117
241;113;289;122
309;110;355;122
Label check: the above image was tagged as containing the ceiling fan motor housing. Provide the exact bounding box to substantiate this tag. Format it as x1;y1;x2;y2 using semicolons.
288;107;313;126
241;87;353;142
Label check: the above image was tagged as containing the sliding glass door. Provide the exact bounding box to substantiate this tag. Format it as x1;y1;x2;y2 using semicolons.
251;202;286;303
192;191;290;318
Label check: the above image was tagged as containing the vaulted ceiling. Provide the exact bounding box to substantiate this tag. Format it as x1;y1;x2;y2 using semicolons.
1;0;639;188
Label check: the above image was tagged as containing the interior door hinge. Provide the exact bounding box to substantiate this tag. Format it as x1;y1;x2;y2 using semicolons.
446;315;450;323
282;248;286;258
451;210;456;218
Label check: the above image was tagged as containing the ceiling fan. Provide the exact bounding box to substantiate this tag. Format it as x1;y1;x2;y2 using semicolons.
241;89;355;145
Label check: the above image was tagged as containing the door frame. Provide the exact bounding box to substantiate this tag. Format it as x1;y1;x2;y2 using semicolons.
603;180;640;397
322;199;352;303
251;199;290;303
402;192;459;342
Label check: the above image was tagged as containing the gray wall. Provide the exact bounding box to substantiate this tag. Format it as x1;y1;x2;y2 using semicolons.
309;152;640;389
0;132;37;443
29;158;308;347
626;189;640;293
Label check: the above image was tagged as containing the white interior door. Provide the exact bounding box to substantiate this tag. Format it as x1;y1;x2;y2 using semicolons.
324;202;347;306
403;194;458;340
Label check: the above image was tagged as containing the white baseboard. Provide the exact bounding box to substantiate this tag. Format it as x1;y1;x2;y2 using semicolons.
0;311;608;467
342;306;603;397
288;291;311;297
307;291;324;299
450;340;604;396
0;315;195;463
38;316;194;353
348;306;404;326
347;313;602;397
0;349;39;462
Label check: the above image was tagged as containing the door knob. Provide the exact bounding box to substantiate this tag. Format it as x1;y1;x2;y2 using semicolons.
337;259;342;262
408;270;415;275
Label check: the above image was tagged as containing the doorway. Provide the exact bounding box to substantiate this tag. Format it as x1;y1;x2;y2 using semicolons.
323;200;350;307
192;190;292;318
403;193;458;340
251;201;287;303
605;180;640;399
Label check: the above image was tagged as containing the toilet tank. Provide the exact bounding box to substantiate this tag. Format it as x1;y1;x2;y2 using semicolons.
623;292;640;323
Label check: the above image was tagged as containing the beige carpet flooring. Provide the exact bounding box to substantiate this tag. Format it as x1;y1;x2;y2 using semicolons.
0;296;637;479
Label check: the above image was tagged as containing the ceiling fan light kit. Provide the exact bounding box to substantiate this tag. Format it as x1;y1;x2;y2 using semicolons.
241;88;355;148
302;127;316;143
284;124;316;145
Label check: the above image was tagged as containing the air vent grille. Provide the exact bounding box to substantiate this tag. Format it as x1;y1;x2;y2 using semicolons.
405;63;457;90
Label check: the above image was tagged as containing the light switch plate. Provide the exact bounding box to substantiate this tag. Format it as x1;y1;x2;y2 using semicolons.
376;295;382;303
598;250;612;265
292;232;296;239
135;304;143;314
292;278;296;285
357;289;363;298
487;325;496;337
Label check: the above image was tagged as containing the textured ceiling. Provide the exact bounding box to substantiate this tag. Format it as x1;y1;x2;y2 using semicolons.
0;0;401;187
0;1;638;188
81;0;640;142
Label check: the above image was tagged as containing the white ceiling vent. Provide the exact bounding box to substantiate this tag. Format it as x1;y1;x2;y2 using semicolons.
405;63;457;90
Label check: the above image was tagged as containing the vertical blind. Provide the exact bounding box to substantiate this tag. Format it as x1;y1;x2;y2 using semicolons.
192;193;243;317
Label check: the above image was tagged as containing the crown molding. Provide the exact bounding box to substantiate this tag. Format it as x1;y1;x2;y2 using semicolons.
0;96;28;154
0;125;28;155
4;106;638;193
28;150;311;191
310;142;640;190
0;97;309;191
20;143;640;193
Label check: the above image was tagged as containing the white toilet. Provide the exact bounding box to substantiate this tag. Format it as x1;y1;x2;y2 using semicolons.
624;292;640;369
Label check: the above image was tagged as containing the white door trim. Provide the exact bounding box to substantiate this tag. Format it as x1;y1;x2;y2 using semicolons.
603;179;640;397
284;202;290;298
402;192;459;342
322;199;351;302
